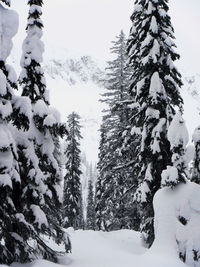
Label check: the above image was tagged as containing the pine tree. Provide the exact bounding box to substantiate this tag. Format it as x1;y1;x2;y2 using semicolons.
77;189;85;229
95;115;117;231
86;179;96;230
19;0;70;261
96;32;138;231
0;3;36;264
95;172;105;230
128;0;183;246
63;112;83;229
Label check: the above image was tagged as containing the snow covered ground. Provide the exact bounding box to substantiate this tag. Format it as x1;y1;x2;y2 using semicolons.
6;229;188;267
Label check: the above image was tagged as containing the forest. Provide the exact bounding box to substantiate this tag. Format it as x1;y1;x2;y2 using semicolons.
0;0;200;267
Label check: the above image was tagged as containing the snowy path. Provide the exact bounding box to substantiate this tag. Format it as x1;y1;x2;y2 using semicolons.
66;230;146;267
9;230;187;267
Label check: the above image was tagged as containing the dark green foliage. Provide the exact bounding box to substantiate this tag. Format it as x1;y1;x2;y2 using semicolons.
192;127;200;184
96;31;139;231
63;112;83;229
86;180;96;230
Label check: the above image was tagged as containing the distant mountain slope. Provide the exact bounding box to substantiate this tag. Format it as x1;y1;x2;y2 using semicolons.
9;47;200;160
44;55;104;86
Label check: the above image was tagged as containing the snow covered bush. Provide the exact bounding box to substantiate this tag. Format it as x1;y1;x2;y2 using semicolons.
153;182;200;267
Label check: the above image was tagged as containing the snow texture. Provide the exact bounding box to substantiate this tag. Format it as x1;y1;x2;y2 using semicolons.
153;181;200;267
0;4;19;61
30;204;48;229
0;69;7;96
1;228;188;267
168;111;189;149
161;166;179;187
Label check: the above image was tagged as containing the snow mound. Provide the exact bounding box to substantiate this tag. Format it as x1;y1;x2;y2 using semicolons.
153;181;200;267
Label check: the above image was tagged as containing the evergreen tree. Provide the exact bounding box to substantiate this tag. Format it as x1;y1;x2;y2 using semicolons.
95;115;116;231
19;0;70;261
0;4;36;264
95;172;105;231
128;0;183;246
192;126;200;184
96;31;138;231
86;179;96;230
77;189;85;229
63;112;83;229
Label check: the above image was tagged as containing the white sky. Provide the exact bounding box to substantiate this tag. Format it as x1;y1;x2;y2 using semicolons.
8;1;200;162
11;0;200;74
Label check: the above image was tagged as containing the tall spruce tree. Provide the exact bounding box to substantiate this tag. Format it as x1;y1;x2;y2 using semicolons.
63;112;83;229
95;121;109;230
86;179;96;230
128;0;183;246
19;0;70;261
96;31;138;230
96;31;136;230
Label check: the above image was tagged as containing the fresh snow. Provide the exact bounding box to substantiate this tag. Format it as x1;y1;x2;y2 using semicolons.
1;229;189;267
0;69;7;96
0;4;18;61
168;111;189;149
153;181;200;267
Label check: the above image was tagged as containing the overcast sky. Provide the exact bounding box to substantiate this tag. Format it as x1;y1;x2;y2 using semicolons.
9;0;200;162
11;0;200;74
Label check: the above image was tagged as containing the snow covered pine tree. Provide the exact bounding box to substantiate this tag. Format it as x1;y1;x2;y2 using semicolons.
19;0;70;261
96;32;138;231
0;0;37;263
63;112;83;229
128;0;183;246
86;179;96;230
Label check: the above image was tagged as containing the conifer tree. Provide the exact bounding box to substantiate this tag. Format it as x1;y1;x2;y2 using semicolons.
63;112;83;229
77;189;85;229
95;115;116;231
19;0;70;261
128;0;183;246
95;173;105;230
0;3;36;264
96;31;138;230
192;126;200;184
86;179;96;230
